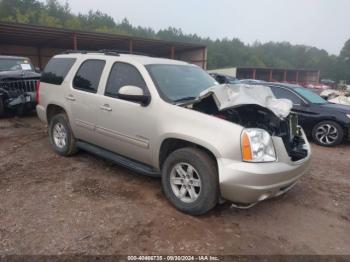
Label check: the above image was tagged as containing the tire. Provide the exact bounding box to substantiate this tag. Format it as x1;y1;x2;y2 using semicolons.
49;113;78;156
312;120;344;147
0;97;4;117
161;147;219;215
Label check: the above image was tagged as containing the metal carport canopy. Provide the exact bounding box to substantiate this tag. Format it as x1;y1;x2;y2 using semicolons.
0;22;207;67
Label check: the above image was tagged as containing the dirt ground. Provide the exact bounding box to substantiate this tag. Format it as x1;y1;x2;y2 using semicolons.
0;115;349;255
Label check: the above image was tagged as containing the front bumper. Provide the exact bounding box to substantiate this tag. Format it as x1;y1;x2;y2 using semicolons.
218;130;311;205
6;92;36;110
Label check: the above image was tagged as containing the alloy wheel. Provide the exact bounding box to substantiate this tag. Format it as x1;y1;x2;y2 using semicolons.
315;124;338;145
169;162;202;203
53;122;67;149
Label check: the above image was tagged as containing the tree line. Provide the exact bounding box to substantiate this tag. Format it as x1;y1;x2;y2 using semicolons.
0;0;349;82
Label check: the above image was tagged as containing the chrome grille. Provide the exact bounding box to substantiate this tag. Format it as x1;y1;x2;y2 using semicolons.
0;79;38;97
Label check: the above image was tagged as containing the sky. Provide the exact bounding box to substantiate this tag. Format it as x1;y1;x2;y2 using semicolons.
58;0;350;55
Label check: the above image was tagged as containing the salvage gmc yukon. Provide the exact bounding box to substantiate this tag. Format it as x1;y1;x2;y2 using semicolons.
36;51;311;215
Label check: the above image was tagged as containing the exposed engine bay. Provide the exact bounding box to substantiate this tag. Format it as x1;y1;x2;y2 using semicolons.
184;84;308;161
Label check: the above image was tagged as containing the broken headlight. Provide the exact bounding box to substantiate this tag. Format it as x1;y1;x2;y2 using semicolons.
241;128;276;162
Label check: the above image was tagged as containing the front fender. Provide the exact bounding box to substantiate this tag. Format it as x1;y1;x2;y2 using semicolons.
154;133;223;169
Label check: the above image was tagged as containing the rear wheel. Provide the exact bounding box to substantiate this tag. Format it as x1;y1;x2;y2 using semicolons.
49;113;78;156
312;120;344;147
161;147;219;215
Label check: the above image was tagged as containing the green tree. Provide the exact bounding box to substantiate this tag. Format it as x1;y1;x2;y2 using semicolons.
340;39;350;62
337;39;350;81
0;0;349;81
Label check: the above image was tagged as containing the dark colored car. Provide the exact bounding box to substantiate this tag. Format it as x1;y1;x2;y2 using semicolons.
0;56;40;116
239;79;266;85
264;83;350;147
209;73;240;84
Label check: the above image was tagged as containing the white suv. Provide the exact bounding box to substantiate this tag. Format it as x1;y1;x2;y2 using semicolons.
36;51;311;215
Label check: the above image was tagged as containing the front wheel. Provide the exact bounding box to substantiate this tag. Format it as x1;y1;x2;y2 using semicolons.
312;120;344;147
49;113;78;156
161;147;219;215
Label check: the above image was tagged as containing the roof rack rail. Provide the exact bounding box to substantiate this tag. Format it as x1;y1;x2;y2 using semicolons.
61;50;89;54
61;49;120;56
98;49;152;57
97;49;122;56
61;49;152;57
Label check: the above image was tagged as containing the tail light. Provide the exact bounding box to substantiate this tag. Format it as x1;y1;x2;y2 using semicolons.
35;80;40;104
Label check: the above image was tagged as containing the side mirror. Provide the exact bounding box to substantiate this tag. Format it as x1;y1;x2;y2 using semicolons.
35;67;41;73
118;85;151;106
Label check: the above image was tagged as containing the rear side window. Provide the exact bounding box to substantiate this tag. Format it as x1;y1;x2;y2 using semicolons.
41;58;76;85
105;62;147;97
73;60;105;93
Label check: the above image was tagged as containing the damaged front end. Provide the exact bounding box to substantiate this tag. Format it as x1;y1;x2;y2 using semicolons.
0;77;39;115
185;84;308;162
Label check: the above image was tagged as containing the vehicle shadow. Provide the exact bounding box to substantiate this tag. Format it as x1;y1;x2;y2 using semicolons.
309;140;350;148
0;110;37;119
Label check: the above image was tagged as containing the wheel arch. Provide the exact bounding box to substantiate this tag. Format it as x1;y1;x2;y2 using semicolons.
46;104;67;123
158;137;219;172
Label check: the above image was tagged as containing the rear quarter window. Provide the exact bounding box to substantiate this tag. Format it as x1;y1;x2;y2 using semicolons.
270;86;303;105
41;58;76;85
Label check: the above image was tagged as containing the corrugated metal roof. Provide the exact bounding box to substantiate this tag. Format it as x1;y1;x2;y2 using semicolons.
0;22;206;56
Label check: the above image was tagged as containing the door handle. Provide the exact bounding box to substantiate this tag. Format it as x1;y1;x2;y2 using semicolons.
65;95;76;101
100;104;112;112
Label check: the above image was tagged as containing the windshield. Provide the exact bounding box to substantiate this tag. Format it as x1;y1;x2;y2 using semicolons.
146;64;217;102
295;87;328;104
0;58;34;72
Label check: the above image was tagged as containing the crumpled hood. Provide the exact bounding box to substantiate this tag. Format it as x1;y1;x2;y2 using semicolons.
198;84;293;118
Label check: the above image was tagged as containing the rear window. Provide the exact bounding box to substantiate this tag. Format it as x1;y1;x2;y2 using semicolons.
41;58;76;85
295;87;328;104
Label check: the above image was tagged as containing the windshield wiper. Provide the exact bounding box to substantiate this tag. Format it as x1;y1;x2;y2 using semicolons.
174;96;197;103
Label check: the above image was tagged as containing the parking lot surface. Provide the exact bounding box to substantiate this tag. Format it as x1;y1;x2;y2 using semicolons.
0;115;349;255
